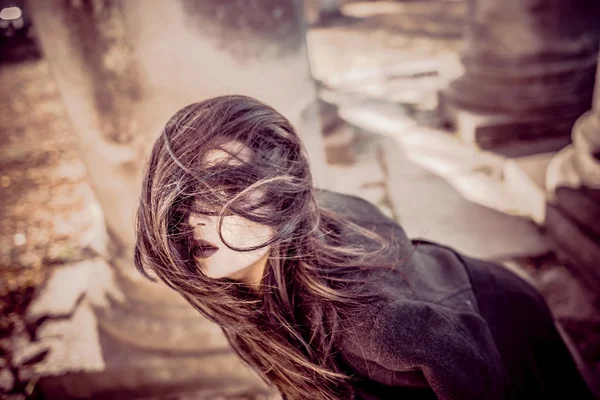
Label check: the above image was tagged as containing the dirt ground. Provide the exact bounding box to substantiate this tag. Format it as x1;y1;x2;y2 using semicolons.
0;58;98;397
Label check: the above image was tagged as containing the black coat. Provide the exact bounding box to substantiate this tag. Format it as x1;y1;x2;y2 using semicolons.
316;189;594;400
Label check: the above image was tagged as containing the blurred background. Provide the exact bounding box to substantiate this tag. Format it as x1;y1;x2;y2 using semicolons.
0;0;599;399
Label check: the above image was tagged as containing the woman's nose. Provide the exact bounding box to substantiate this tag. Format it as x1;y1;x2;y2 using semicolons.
195;220;220;242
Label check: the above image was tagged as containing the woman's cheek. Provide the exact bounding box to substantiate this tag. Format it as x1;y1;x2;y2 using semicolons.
220;216;274;249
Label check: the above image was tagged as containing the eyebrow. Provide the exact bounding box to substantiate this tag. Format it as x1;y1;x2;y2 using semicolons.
194;210;221;216
190;207;235;219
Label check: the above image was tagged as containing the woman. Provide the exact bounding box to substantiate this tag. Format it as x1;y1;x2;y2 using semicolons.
134;95;594;400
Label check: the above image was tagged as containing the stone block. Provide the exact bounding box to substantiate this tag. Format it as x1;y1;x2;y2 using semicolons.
338;100;415;138
19;294;269;399
20;255;269;398
545;203;600;293
337;96;527;215
27;260;95;321
382;136;551;260
554;186;600;238
319;99;340;134
440;97;575;152
537;266;600;322
503;152;554;225
333;95;553;258
11;336;51;368
324;124;356;165
328;153;386;207
17;300;105;377
39;326;268;399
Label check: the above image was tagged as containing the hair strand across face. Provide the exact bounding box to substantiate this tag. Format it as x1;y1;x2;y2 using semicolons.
134;95;405;400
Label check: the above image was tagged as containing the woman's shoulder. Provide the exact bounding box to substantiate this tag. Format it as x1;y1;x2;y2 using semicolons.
337;243;486;355
315;188;411;245
338;291;505;399
314;189;395;226
315;189;480;311
336;254;506;399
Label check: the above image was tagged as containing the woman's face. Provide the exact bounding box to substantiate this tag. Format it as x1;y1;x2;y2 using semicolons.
187;141;274;281
188;212;273;280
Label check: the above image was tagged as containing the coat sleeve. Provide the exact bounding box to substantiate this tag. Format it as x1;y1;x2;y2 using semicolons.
344;299;507;400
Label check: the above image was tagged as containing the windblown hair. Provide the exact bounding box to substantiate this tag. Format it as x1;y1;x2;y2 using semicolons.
134;95;397;400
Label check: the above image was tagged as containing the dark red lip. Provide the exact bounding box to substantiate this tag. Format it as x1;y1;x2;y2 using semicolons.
196;240;219;259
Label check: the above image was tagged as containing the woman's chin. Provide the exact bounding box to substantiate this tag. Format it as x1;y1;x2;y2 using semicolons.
204;268;230;280
204;265;245;280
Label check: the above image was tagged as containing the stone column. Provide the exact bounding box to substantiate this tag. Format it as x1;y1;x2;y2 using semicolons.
318;0;342;21
27;0;325;397
305;0;342;25
545;50;600;293
441;0;600;151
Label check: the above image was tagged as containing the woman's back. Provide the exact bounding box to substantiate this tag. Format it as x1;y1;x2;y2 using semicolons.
317;189;594;400
135;96;594;400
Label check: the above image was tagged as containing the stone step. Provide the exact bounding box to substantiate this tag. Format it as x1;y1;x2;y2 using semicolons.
545;204;600;293
503;152;554;225
334;98;514;211
327;94;552;259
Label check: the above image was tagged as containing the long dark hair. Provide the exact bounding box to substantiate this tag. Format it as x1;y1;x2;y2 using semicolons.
134;95;398;399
